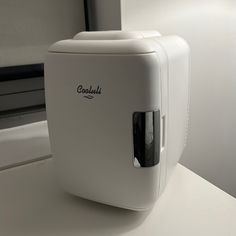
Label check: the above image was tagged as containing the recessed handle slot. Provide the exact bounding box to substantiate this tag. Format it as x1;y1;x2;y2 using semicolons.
133;110;160;168
161;115;166;151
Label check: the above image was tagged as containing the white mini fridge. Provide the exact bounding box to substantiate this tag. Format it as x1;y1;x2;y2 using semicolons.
45;31;190;211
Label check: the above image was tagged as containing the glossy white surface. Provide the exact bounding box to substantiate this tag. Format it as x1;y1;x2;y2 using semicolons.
45;31;190;210
0;159;235;236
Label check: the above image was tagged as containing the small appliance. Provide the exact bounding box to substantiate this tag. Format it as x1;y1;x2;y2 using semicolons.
45;31;190;211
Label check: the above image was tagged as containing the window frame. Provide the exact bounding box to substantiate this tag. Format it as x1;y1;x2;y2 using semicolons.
0;0;90;128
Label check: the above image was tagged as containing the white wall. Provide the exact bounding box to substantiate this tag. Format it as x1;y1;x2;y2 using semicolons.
0;0;85;66
121;0;236;197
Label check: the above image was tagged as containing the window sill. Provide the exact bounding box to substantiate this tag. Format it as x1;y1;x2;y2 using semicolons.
0;121;51;170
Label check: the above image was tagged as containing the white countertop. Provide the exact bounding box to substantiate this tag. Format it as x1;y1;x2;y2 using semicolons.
1;158;236;236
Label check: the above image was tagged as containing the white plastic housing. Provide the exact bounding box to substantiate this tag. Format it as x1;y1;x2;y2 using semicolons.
45;31;190;211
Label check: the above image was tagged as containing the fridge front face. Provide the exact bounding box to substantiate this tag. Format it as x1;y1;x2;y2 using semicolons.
45;51;163;210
